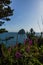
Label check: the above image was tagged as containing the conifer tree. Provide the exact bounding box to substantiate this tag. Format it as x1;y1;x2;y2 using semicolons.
0;0;13;26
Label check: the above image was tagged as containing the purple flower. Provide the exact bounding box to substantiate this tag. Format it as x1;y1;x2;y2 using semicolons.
29;39;32;46
15;51;22;59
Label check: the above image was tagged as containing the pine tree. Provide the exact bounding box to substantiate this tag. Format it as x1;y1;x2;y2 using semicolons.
0;0;13;26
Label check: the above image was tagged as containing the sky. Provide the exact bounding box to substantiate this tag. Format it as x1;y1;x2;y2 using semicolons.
1;0;43;32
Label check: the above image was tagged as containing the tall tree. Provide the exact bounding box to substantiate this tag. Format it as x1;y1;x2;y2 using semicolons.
0;0;13;26
30;28;35;37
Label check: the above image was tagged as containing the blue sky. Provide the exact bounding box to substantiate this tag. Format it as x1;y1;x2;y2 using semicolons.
1;0;43;32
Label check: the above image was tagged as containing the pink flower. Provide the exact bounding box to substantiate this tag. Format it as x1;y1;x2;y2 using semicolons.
29;39;32;46
15;51;22;59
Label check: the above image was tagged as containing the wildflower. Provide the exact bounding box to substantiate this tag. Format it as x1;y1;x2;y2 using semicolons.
29;39;32;46
15;51;22;59
24;39;29;45
26;46;30;53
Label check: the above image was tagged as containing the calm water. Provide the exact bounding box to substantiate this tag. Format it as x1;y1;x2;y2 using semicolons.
0;32;42;46
0;32;27;46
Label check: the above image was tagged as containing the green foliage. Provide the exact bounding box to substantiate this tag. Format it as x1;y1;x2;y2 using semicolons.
0;0;13;22
0;28;8;33
0;39;43;65
0;29;43;65
26;28;35;38
0;0;13;33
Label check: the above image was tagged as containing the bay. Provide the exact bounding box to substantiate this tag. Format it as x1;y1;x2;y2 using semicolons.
0;32;27;46
0;32;43;46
